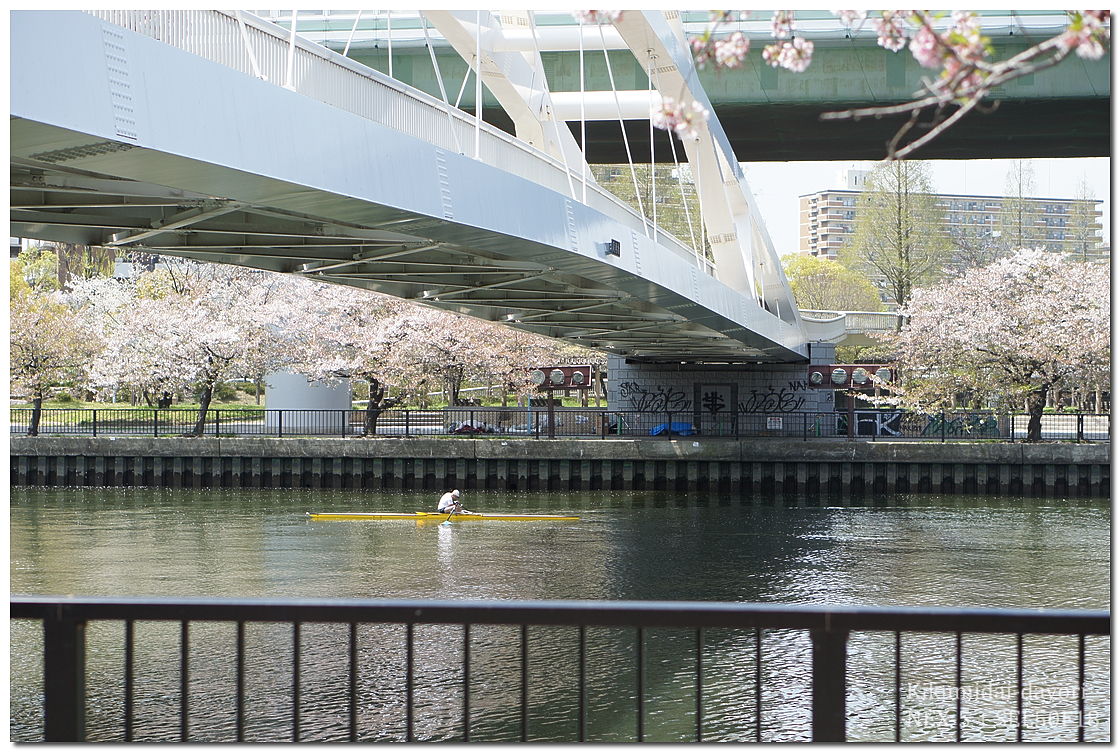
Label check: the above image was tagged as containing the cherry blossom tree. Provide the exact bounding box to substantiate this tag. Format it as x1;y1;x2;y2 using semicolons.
408;308;501;407
10;289;102;435
874;249;1109;441
91;264;278;435
666;10;1109;159
270;279;419;435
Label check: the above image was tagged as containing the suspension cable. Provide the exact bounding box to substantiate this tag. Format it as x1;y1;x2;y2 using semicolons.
578;17;588;203
648;53;657;244
387;10;393;78
453;55;471;109
235;10;265;80
528;12;576;200
475;11;482;159
421;14;464;155
598;24;649;238
666;128;699;259
342;10;362;57
284;9;298;90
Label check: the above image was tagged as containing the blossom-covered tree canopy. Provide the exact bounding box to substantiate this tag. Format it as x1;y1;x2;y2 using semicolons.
11;287;103;434
879;249;1109;439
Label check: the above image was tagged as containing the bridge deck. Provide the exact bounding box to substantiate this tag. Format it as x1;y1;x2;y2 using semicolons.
11;10;808;363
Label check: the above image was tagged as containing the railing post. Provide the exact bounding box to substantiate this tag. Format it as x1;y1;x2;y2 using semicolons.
405;410;410;437
153;409;159;438
803;412;808;442
214;410;220;437
810;627;848;743
92;410;97;438
665;411;672;440
941;411;947;443
43;608;86;742
1077;413;1084;441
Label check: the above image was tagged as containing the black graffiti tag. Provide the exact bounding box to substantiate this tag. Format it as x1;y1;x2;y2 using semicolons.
618;381;693;412
739;388;806;414
701;390;727;415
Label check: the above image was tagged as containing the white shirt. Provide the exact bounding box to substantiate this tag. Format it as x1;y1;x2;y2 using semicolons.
437;492;460;512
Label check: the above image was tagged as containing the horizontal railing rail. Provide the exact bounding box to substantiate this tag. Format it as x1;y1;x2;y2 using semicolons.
12;596;1109;743
10;408;1111;441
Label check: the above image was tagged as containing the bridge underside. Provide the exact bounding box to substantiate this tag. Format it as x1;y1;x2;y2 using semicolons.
10;119;803;366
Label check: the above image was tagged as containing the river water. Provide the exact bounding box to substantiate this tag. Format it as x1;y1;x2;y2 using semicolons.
10;488;1110;742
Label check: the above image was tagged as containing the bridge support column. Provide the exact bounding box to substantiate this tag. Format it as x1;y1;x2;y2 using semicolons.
606;343;837;438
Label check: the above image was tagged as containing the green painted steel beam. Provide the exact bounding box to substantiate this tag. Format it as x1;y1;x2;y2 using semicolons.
338;40;1108;161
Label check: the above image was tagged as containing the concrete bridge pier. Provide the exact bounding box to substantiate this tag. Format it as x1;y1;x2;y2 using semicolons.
605;343;837;439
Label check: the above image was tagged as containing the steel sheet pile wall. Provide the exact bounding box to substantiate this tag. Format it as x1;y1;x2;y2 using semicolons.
10;438;1109;498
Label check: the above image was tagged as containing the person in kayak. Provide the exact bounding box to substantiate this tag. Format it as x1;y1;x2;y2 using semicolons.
437;489;476;515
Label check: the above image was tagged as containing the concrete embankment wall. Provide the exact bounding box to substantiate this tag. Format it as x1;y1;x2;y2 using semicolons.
9;437;1110;497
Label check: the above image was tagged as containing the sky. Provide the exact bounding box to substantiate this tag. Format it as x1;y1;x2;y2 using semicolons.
741;157;1112;257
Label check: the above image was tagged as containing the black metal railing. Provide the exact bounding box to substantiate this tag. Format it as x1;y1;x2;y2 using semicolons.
10;597;1109;743
9;408;1111;441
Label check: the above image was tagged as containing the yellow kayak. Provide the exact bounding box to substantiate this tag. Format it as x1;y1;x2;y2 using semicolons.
306;511;580;522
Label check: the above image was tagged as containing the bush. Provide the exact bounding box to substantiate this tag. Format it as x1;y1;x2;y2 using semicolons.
197;382;240;403
53;392;75;404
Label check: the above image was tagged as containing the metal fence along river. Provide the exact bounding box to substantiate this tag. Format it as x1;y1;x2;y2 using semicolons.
10;408;1112;442
11;597;1109;743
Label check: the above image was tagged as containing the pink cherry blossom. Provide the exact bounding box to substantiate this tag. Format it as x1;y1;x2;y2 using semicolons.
651;97;709;141
714;31;749;67
771;10;795;39
573;10;622;25
909;23;942;67
690;35;714;68
875;11;911;52
833;10;866;28
1059;10;1111;59
763;37;815;73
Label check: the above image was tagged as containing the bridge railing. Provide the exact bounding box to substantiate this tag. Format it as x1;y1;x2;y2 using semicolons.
87;10;707;272
798;310;906;332
11;596;1108;742
10;408;1111;442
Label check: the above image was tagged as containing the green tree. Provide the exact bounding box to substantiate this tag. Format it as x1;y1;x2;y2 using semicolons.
591;163;706;258
10;245;60;293
1067;177;1101;262
998;161;1042;251
839;161;950;311
781;254;883;312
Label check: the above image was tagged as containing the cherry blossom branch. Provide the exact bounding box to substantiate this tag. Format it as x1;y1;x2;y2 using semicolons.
669;9;1110;159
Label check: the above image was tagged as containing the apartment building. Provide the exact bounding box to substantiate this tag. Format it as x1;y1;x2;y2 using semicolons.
798;170;1105;261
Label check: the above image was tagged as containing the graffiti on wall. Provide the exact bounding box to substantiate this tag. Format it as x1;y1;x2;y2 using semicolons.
618;382;693;412
738;384;808;414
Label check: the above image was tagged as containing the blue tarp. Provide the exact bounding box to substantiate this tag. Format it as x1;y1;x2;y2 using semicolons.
649;422;696;437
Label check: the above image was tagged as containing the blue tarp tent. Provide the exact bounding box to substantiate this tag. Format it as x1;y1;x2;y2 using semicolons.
649;422;696;437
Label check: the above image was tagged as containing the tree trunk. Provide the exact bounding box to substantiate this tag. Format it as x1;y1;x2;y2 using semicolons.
189;383;214;437
363;378;385;437
1025;386;1048;442
27;395;43;436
